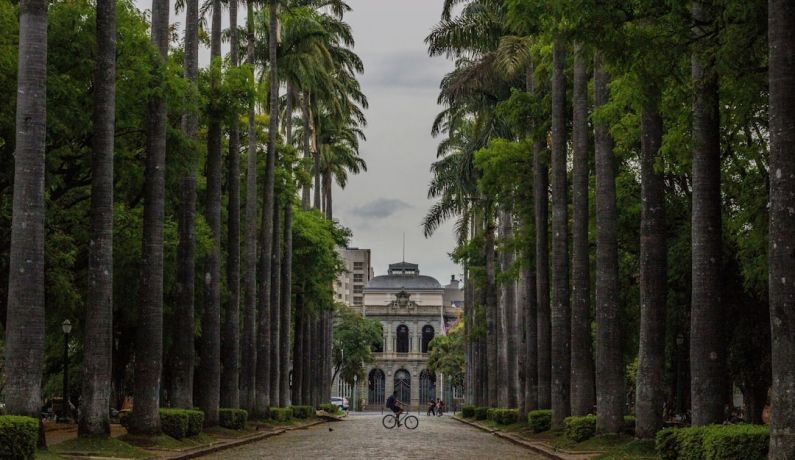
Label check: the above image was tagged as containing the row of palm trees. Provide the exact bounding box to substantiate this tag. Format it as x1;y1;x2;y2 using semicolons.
425;0;794;457
4;0;366;439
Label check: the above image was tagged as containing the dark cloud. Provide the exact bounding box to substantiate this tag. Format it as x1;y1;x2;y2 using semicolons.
352;198;411;219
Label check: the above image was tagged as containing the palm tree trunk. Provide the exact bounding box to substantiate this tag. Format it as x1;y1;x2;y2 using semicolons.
594;51;623;434
570;43;595;417
269;201;282;407
301;306;312;405
485;212;498;407
79;0;115;436
301;93;312;210
768;0;795;456
198;0;223;426
323;170;333;219
256;0;279;416
240;0;258;414
130;0;169;435
523;265;539;412
292;294;304;404
690;0;725;427
635;93;667;438
550;39;570;428
279;204;293;407
499;210;516;407
221;0;241;410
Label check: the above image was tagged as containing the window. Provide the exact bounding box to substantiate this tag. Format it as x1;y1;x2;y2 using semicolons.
396;325;409;353
353;262;364;270
353;296;363;306
353;285;363;294
353;274;364;283
421;325;435;353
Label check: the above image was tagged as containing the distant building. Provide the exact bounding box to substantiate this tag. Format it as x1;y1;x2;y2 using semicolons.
333;261;464;410
333;247;373;307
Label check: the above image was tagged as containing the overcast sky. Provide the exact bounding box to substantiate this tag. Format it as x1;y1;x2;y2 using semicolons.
134;0;460;283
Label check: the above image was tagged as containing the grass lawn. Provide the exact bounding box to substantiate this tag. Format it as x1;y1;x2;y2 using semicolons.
121;432;215;450
205;425;257;438
51;437;151;458
35;450;67;460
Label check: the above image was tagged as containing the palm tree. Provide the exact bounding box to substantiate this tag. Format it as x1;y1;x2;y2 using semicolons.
768;1;795;457
198;0;223;426
279;202;293;407
5;0;47;421
549;39;570;429
269;200;282;407
172;0;199;411
689;0;725;426
79;0;115;437
570;42;595;417
221;0;242;410
130;0;170;435
593;51;623;434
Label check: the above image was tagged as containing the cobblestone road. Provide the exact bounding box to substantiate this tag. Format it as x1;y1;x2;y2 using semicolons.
199;413;541;459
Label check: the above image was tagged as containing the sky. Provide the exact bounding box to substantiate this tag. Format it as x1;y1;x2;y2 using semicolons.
133;0;460;284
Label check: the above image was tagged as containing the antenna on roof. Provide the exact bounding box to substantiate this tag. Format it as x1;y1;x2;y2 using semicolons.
402;232;405;262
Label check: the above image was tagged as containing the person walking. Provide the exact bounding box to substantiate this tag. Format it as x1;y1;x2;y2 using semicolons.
427;399;436;416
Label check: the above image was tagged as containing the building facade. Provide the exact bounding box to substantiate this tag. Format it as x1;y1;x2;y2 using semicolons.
333;261;464;410
333;247;374;307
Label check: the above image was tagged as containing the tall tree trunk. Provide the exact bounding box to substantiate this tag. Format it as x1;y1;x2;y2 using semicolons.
570;43;595;417
768;0;795;456
221;0;241;410
256;0;279;416
130;0;169;435
301;306;312;405
292;294;304;404
198;0;223;425
635;94;667;439
523;265;539;412
485;212;499;407
280;204;292;407
464;262;474;405
690;0;725;426
499;210;517;407
550;39;570;429
171;0;199;410
323;170;333;220
593;52;623;434
240;0;257;414
269;201;282;406
79;0;115;436
301;94;312;210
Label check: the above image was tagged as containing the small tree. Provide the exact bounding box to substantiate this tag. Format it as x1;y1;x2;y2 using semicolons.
332;306;382;385
427;323;466;389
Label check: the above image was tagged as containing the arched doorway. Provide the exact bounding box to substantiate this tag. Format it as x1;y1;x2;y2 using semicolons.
368;369;385;406
421;325;435;353
419;369;436;403
396;325;409;353
394;369;411;403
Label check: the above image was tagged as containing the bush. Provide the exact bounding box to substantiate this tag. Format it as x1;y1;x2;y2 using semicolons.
184;410;204;436
564;415;597;442
270;407;293;422
623;416;636;436
703;424;768;460
461;405;476;418
474;407;489;420
0;416;38;460
319;403;340;415
118;411;131;429
487;408;519;425
289;406;314;419
527;410;552;433
675;427;707;460
159;409;190;439
656;427;680;460
219;409;248;430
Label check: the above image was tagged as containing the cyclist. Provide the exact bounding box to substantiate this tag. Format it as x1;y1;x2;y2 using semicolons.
386;391;405;426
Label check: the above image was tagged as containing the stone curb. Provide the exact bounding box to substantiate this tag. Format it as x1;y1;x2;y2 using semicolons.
451;416;582;460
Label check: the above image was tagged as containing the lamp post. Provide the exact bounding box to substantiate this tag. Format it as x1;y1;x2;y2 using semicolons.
62;319;72;422
352;375;358;412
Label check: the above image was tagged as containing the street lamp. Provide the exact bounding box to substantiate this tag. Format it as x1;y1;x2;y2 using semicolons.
352;375;358;412
62;319;72;422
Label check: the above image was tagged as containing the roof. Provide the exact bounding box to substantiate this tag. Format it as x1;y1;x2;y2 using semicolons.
366;274;442;290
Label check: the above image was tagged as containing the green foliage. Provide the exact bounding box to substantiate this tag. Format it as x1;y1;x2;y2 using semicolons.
218;409;248;430
159;409;192;439
0;416;38;460
426;322;465;388
289;406;314;419
564;415;597;443
332;306;382;384
269;408;293;422
487;408;519;425
319;404;340;415
656;425;769;460
184;410;205;437
51;437;149;459
622;416;636;437
474;407;489;420
461;405;476;418
527;410;552;433
655;428;680;460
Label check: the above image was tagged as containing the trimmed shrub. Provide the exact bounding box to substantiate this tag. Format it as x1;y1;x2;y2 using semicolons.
184;410;204;436
290;406;314;419
319;403;340;415
564;415;597;442
270;407;293;422
159;409;190;439
703;424;769;460
623;416;636;436
461;405;476;418
0;416;38;460
219;409;248;430
527;410;552;433
474;407;489;420
656;427;680;460
676;427;707;460
487;408;519;425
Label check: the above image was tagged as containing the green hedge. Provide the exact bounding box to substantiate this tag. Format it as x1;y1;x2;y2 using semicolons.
159;409;190;439
219;409;248;430
184;410;204;436
564;415;597;442
0;416;38;460
656;425;769;460
319;403;340;415
461;405;476;418
289;406;314;419
270;407;293;422
623;415;636;436
487;408;519;425
527;410;552;433
474;407;489;420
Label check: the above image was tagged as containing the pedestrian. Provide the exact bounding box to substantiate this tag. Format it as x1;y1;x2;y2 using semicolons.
427;399;436;416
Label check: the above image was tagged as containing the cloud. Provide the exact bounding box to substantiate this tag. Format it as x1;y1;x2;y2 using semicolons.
362;51;451;89
351;198;411;219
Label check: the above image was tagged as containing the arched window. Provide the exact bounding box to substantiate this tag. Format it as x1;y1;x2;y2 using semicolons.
419;369;436;403
396;325;409;353
394;369;411;403
421;325;435;353
368;369;385;406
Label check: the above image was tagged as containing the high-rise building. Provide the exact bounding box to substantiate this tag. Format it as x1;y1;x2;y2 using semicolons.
334;247;373;307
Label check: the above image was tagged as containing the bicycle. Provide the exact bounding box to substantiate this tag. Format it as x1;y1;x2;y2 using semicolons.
382;406;418;430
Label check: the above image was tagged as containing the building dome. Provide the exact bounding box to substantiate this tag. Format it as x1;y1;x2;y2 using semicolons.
365;261;442;290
